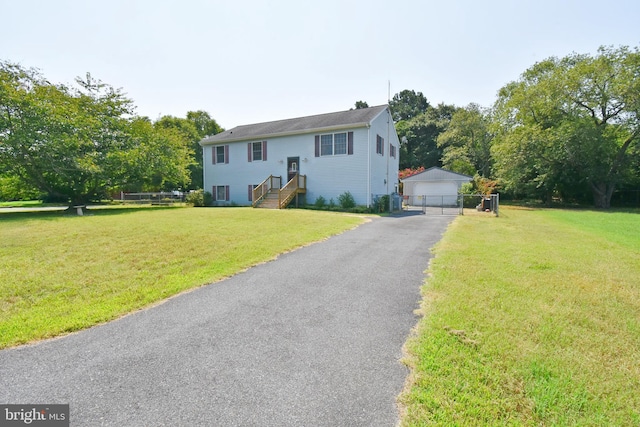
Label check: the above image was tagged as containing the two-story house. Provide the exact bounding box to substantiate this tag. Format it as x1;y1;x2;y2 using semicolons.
199;104;400;208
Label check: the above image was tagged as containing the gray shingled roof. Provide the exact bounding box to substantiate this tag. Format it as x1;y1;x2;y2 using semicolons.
200;105;388;145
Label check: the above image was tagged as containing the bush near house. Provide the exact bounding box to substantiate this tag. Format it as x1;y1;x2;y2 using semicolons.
185;190;213;207
338;191;356;209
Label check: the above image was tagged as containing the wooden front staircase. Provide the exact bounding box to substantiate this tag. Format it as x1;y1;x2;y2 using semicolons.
252;174;307;209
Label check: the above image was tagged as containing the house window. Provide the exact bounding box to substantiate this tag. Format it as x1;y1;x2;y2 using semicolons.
213;145;229;164
248;184;259;201
390;144;396;158
212;185;229;202
334;133;347;155
248;141;267;162
376;135;384;155
315;132;353;157
252;142;262;161
320;134;333;156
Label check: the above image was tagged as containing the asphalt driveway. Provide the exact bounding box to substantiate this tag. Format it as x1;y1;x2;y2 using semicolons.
0;213;454;426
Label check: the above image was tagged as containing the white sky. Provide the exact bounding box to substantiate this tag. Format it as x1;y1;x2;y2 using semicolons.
2;0;638;129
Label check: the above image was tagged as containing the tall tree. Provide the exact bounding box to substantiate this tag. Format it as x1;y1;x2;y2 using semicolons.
0;61;194;204
155;115;201;189
437;103;494;177
186;110;223;189
492;46;640;207
389;89;430;122
186;110;222;138
354;100;369;109
121;118;194;191
0;63;133;204
397;103;456;169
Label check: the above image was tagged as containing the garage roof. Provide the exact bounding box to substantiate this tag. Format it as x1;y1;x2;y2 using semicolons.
401;167;473;182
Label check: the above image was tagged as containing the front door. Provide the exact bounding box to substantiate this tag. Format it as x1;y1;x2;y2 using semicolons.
287;157;299;183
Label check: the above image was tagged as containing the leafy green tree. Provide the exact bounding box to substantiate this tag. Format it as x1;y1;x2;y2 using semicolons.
389;89;430;122
155;115;201;189
437;103;494;177
186;110;223;189
0;63;133;204
0;174;41;201
354;100;369;109
186;110;222;139
492;46;640;208
120;118;194;192
397;103;456;169
0;61;194;205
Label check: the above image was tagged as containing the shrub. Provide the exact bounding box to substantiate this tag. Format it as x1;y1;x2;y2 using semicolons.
314;195;326;208
328;198;336;209
338;191;356;209
376;195;390;212
0;175;42;201
185;190;213;207
459;182;474;195
185;190;203;206
203;191;213;206
350;205;370;214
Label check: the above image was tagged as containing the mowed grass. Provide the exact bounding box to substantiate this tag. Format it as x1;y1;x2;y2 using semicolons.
0;207;364;348
400;207;640;426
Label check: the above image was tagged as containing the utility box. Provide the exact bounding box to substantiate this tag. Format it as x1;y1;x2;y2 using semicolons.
482;197;492;211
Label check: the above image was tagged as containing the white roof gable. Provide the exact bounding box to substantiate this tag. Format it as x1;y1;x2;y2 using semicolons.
401;167;473;183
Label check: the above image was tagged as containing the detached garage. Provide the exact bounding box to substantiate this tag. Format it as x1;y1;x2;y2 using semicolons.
401;167;473;206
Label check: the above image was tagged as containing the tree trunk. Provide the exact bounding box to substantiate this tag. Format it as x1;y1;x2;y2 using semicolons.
66;197;89;215
591;182;615;209
64;205;88;215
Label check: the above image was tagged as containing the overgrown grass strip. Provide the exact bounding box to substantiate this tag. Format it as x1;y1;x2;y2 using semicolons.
400;207;640;426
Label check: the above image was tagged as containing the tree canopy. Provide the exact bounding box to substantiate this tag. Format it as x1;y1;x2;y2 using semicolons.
389;46;640;208
184;110;223;189
4;45;638;208
492;46;640;207
389;89;430;122
396;102;456;170
0;61;195;204
186;110;223;139
437;103;493;178
353;100;369;109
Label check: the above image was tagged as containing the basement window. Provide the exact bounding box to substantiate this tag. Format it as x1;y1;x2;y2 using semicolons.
213;185;229;202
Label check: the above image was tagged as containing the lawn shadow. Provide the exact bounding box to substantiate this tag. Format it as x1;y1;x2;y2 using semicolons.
0;205;187;222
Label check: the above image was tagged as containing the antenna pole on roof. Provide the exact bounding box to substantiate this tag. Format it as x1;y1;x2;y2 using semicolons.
387;80;390;103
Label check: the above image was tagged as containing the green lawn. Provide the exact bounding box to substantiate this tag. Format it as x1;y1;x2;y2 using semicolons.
3;204;639;424
0;200;51;208
399;207;640;426
0;207;364;348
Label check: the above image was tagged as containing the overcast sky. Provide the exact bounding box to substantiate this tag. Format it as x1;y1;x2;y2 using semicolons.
2;0;638;129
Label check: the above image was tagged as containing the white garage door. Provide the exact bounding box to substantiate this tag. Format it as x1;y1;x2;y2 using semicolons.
414;182;458;206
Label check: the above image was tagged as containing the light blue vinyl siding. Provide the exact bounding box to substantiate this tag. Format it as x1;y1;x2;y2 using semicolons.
201;107;400;207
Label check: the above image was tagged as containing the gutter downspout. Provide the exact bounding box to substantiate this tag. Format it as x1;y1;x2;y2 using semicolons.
202;145;207;194
367;124;371;208
386;108;390;197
